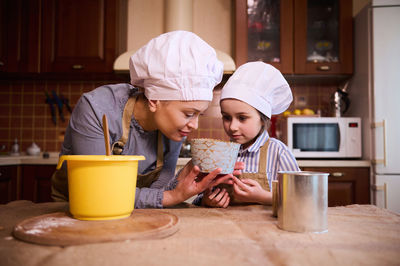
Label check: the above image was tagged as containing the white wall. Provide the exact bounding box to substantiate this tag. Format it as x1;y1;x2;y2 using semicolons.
127;0;165;52
126;0;232;56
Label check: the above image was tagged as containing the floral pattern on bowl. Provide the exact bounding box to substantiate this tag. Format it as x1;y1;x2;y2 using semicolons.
190;138;241;174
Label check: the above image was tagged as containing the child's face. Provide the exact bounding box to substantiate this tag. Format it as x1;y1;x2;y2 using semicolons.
220;99;264;149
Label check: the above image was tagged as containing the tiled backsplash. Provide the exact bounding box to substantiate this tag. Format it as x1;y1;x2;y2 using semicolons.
0;79;337;153
0;80;121;153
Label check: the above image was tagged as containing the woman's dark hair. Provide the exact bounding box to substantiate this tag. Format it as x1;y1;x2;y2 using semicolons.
129;86;145;97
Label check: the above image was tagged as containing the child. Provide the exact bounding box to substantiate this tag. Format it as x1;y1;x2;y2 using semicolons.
202;62;300;207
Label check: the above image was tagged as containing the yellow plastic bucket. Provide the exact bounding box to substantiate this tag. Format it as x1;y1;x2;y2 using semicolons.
57;155;145;221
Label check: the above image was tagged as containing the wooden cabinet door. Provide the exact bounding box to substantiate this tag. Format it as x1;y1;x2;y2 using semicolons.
21;165;56;203
235;0;293;73
302;167;370;207
0;165;18;204
40;0;122;73
0;0;6;72
293;0;353;74
234;0;352;75
0;0;41;73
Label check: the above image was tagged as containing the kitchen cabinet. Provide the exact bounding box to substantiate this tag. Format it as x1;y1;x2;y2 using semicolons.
235;0;353;75
0;0;41;73
0;165;18;204
20;165;55;203
41;0;125;73
0;0;126;74
0;0;4;71
301;166;370;207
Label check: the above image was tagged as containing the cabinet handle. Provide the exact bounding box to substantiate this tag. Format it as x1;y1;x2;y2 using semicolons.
330;172;344;177
317;65;331;71
72;64;84;70
371;120;387;166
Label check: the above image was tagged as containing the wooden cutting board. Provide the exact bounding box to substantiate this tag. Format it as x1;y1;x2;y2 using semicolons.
13;209;179;246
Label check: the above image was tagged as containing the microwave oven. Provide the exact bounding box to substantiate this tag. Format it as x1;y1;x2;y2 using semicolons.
283;117;362;158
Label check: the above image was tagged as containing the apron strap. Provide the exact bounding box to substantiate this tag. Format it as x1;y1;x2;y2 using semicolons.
112;94;164;168
258;138;270;173
156;132;163;168
111;96;137;155
120;97;137;145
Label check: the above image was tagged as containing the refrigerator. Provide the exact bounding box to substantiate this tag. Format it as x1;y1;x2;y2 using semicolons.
349;0;400;213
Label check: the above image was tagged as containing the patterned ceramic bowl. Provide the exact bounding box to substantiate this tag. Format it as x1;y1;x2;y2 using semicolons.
190;138;241;174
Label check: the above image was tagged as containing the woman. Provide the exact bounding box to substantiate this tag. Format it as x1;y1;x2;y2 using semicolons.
52;31;242;208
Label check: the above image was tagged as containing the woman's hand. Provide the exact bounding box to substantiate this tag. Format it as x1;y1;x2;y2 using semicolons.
232;176;272;205
232;161;245;176
202;187;230;208
220;161;245;185
162;160;235;207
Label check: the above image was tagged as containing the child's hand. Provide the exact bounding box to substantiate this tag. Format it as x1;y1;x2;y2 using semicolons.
202;187;230;208
232;176;271;205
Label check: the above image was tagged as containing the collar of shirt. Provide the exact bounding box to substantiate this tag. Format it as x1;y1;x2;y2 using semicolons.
238;130;270;155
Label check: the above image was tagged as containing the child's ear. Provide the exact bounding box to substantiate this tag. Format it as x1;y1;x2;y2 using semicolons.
148;100;160;112
265;118;271;130
260;116;270;131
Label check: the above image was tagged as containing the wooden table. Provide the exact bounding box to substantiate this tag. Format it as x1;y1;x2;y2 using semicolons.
0;200;399;266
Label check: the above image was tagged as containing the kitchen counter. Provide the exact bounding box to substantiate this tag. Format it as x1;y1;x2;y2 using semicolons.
296;159;370;167
0;153;60;166
0;154;370;168
0;201;399;266
178;158;371;168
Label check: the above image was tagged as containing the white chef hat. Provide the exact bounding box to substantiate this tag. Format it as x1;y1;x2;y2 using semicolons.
220;62;293;118
129;31;223;101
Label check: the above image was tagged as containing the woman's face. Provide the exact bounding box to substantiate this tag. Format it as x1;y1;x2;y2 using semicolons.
153;100;210;142
220;99;263;149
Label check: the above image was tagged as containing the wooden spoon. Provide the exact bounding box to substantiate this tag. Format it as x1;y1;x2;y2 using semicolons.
102;114;111;156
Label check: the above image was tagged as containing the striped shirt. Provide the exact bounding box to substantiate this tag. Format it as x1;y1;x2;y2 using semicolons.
238;130;300;190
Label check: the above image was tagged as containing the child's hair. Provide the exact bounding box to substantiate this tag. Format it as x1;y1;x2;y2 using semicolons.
258;111;271;132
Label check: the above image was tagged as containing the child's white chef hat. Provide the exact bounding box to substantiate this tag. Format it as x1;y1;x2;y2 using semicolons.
220;62;293;118
130;31;223;101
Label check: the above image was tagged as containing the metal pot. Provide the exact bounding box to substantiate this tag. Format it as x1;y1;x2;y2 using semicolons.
331;82;350;117
275;171;329;233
